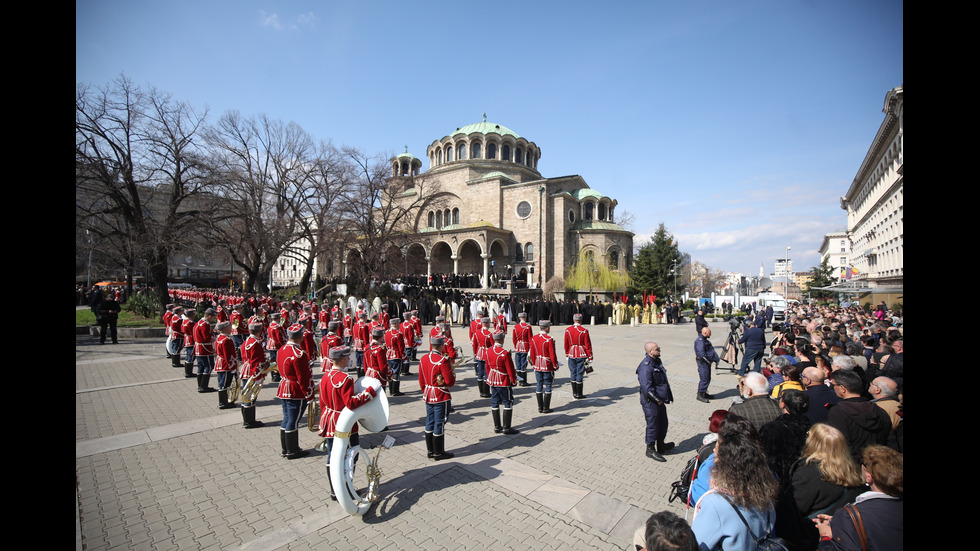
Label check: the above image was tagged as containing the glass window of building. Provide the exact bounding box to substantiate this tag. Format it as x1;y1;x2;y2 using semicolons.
584;202;594;220
525;243;534;262
457;143;466;160
502;145;511;161
472;142;481;159
487;143;497;159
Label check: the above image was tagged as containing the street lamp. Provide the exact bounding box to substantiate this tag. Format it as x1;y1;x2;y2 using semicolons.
785;246;791;299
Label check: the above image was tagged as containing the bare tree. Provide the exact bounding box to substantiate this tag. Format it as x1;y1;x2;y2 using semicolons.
205;112;317;293
337;147;443;282
76;75;214;310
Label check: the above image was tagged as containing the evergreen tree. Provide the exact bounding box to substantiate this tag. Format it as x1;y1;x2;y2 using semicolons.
629;223;685;299
804;257;836;294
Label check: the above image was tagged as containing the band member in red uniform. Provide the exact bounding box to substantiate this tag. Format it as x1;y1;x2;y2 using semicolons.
529;320;559;413
563;313;593;399
486;331;519;434
436;322;458;366
193;308;219;393
512;312;532;387
214;321;238;409
410;311;423;362
318;345;377;500
215;299;229;323
352;313;370;377
320;321;343;373
164;303;176;359
419;336;455;460
318;301;331;338
266;312;286;383
364;328;392;390
343;308;354;346
277;325;314;459
239;322;267;429
399;314;417;375
385;319;405;396
181;308;197;375
170;306;186;369
494;311;508;335
230;304;247;351
379;304;390;331
474;317;494;398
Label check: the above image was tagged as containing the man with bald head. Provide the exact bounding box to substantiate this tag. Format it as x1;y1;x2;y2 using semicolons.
801;366;840;424
637;341;674;462
870;376;901;429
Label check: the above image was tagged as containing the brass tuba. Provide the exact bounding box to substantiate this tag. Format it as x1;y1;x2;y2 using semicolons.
329;376;390;516
308;398;321;432
241;362;276;404
227;375;240;403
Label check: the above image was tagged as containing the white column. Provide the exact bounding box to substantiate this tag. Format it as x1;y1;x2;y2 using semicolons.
481;253;490;289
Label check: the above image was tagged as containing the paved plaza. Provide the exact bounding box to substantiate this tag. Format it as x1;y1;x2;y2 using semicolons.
76;318;750;550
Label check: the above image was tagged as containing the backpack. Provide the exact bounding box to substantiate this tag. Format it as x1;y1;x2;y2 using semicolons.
668;442;714;505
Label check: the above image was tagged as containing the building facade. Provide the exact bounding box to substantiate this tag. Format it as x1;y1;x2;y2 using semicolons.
340;118;633;289
840;86;903;288
818;230;851;281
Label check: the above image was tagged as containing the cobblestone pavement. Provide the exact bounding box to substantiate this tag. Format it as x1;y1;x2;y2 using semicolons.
76;319;750;550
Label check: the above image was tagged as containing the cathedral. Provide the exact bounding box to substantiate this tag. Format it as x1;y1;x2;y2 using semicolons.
347;117;633;291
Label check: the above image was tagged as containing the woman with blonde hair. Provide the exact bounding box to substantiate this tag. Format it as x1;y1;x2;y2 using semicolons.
791;423;866;519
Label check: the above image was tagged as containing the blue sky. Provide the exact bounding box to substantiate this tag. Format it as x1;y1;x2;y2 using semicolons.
77;0;903;278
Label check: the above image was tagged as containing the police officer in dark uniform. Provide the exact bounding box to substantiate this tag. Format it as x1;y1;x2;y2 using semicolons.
637;341;674;462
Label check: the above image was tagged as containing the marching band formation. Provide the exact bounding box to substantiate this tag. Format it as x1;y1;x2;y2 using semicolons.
162;292;595;483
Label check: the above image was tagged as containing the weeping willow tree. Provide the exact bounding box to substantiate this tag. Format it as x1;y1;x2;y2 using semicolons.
565;249;631;302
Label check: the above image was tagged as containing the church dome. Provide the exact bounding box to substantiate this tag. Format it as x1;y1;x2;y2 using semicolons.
426;115;540;173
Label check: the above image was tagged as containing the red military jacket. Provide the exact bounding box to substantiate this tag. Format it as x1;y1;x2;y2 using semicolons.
319;332;343;373
231;311;247;336
318;369;375;438
485;344;517;387
276;342;313;400
469;318;482;355
512;322;532;353
181;317;196;351
364;341;391;385
529;332;559;372
214;333;238;373
318;309;330;330
411;317;423;344
248;315;267;341
266;321;286;352
385;328;405;360
297;313;313;331
163;311;174;336
379;311;390;330
240;335;266;379
400;320;417;350
474;327;493;361
342;314;353;340
302;328;319;361
564;324;593;360
419;350;454;403
494;314;508;334
193;319;215;356
216;306;228;323
352;321;369;351
170;314;184;342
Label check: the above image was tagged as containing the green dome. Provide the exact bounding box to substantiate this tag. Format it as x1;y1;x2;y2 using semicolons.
571;188;604;200
453;120;521;139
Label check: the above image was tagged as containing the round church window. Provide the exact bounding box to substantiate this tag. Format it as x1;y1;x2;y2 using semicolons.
516;201;532;219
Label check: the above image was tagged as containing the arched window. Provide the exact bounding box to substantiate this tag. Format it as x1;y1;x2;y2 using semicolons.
446;146;453;162
608;205;614;222
502;145;511;161
457;143;466;160
515;148;523;164
436;210;443;229
525;243;534;262
609;250;619;269
444;209;451;226
472;142;482;159
515;244;524;262
487;143;497;159
452;208;459;225
428;211;434;227
438;149;443;165
584;202;594;220
401;162;409;176
598;202;606;220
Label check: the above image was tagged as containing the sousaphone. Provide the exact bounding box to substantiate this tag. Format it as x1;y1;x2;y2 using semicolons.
329;376;390;516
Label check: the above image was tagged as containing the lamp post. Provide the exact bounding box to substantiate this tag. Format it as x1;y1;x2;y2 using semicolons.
785;246;791;299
